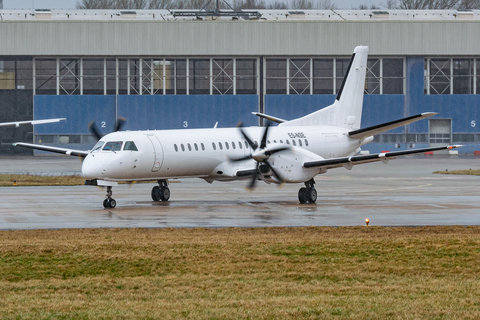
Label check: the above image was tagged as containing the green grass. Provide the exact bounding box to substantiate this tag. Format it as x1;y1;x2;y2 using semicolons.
0;227;479;319
0;174;85;187
433;169;480;176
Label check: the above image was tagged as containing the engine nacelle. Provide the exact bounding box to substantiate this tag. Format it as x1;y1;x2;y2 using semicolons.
269;146;325;183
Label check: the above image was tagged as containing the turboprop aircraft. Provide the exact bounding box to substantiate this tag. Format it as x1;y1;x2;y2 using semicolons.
14;46;461;208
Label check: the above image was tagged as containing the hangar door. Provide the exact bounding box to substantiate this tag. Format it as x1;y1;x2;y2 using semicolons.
429;119;451;147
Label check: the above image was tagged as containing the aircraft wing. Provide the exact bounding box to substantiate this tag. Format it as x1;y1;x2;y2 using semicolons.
303;145;462;170
0;118;66;127
348;113;437;139
13;142;89;157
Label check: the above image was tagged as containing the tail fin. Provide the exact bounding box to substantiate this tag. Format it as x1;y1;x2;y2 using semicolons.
280;46;368;129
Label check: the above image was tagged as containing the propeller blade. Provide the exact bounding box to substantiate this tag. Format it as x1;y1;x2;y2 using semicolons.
246;162;259;191
237;122;257;150
265;161;285;185
265;146;290;156
229;154;253;162
88;121;103;141
115;117;126;132
259;121;271;149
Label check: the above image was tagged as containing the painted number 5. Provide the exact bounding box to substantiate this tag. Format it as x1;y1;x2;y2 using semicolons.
472;120;476;128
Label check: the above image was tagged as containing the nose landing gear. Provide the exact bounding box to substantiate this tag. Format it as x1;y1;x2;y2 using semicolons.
103;186;117;208
151;179;170;202
298;179;317;204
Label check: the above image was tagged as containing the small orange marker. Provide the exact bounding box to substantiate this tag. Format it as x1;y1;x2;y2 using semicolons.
365;218;370;226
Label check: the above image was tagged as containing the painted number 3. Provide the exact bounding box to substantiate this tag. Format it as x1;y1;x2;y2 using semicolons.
183;121;188;128
472;120;476;128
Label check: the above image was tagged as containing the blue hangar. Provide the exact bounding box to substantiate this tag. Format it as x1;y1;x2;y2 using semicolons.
0;8;479;154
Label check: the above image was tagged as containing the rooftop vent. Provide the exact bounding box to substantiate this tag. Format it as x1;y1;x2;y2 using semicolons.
288;11;305;19
454;10;473;19
120;11;137;19
372;10;389;18
35;9;52;19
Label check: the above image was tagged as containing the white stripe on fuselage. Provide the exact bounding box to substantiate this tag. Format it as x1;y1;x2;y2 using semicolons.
82;125;362;182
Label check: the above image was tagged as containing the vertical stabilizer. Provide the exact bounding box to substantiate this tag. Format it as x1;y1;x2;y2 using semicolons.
280;46;368;130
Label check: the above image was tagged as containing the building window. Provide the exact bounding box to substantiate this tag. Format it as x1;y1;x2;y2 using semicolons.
425;58;477;95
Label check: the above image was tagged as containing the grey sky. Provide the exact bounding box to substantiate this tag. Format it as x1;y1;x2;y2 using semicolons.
3;0;386;10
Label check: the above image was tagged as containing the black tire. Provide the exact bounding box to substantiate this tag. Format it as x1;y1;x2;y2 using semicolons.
109;198;117;208
308;188;317;204
103;199;108;208
151;186;161;201
160;187;170;201
298;187;308;203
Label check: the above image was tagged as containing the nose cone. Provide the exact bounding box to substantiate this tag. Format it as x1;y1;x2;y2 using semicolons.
82;155;104;179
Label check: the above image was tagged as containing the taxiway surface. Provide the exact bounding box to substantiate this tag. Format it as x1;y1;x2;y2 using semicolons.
0;155;479;229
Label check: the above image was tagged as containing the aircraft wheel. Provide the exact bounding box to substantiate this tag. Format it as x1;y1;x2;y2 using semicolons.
151;186;161;201
298;187;308;204
160;187;170;201
108;198;117;208
308;188;317;204
104;198;116;208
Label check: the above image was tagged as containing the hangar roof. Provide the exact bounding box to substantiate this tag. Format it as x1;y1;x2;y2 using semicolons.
0;9;478;21
0;9;479;56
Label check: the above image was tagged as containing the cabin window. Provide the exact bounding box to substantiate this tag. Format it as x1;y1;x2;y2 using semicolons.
103;141;123;151
212;142;216;150
292;140;296;146
201;143;205;151
181;144;185;151
267;140;270;144
174;144;178;152
194;143;198;151
298;139;302;147
232;142;236;149
244;141;248;149
124;141;138;151
225;142;229;150
187;143;192;151
280;140;283;143
286;140;290;144
92;141;104;152
219;142;223;150
305;139;309;146
273;140;277;143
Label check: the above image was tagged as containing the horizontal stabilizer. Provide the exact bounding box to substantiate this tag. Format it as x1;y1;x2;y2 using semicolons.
0;118;66;128
348;112;437;139
13;142;89;157
304;145;463;169
251;112;286;124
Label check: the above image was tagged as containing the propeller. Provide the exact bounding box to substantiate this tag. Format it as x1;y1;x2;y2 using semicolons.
89;117;127;142
231;121;289;190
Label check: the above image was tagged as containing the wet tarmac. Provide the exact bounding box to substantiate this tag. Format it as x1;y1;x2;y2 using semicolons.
0;155;479;229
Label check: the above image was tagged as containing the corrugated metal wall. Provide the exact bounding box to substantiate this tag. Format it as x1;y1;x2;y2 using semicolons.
2;20;480;56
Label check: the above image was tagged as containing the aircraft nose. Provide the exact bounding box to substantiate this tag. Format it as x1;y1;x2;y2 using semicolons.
82;155;104;179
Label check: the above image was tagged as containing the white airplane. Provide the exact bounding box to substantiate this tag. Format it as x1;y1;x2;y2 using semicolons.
14;46;461;208
0;118;65;128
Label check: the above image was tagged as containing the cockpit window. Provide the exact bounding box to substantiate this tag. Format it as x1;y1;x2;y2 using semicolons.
103;141;123;151
92;141;104;151
124;141;138;151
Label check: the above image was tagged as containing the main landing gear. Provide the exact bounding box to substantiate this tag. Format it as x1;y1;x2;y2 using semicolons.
103;186;116;208
151;179;170;202
298;179;317;204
